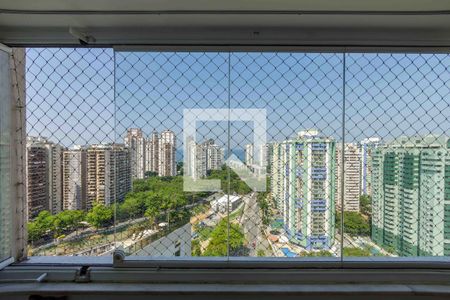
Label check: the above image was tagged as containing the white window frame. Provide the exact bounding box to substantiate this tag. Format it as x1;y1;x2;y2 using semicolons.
0;45;27;269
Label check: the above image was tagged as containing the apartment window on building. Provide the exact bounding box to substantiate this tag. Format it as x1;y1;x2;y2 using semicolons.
1;48;449;263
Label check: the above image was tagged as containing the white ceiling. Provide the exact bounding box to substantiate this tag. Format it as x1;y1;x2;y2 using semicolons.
1;0;450;48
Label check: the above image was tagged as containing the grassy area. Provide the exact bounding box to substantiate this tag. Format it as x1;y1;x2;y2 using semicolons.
195;225;214;241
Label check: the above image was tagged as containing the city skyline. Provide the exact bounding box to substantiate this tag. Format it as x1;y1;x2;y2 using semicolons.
24;129;450;258
25;128;178;219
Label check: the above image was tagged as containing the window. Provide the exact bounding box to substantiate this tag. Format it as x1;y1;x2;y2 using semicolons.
2;48;448;262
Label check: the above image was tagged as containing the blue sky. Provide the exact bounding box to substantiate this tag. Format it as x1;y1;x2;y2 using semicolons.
26;48;450;154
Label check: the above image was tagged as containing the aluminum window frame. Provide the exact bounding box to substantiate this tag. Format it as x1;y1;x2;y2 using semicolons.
0;46;26;269
4;44;450;270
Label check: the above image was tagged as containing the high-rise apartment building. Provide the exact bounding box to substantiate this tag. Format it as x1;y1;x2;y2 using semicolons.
185;136;195;178
124;128;146;179
204;139;223;171
265;143;274;174
44;141;63;215
114;144;133;203
63;146;87;211
271;129;336;250
86;144;132;209
186;139;207;180
372;135;450;256
145;130;159;174
335;143;361;212
26;137;49;219
245;144;254;166
186;138;223;180
259;143;269;168
159;130;176;176
26;137;64;218
359;137;381;196
270;142;284;210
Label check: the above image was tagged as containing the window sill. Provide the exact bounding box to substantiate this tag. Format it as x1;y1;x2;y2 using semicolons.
2;257;450;298
12;255;450;269
1;282;450;298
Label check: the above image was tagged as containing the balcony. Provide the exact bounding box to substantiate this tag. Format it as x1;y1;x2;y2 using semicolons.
311;167;327;180
295;198;303;208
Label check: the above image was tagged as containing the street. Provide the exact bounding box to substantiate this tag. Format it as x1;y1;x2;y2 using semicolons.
240;192;272;256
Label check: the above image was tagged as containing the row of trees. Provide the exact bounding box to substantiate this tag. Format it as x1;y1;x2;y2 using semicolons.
256;177;272;225
28;204;114;242
257;192;271;226
28;176;206;243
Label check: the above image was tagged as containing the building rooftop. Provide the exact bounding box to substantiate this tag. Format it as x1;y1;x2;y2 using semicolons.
211;195;241;206
388;135;449;148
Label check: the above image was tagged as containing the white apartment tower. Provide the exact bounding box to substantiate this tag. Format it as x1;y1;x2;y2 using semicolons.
86;144;131;209
63;146;87;211
159;130;176;176
245;144;254;166
125;128;146;179
204;139;223;171
145;130;159;174
44;142;63;215
270;130;336;250
259;143;268;168
335;143;361;212
186;138;223;180
189;140;207;179
359;137;381;196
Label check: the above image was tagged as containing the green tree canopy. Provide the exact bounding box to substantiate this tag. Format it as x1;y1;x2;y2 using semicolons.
203;219;244;256
208;167;252;195
360;194;372;216
86;204;114;229
53;210;85;236
336;211;370;236
28;210;55;241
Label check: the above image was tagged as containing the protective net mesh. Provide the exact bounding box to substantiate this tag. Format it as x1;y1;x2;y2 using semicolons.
21;48;450;258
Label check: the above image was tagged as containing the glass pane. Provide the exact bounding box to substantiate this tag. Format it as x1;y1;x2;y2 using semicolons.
114;52;228;257
344;53;450;257
25;48;115;256
23;47;450;261
230;53;343;257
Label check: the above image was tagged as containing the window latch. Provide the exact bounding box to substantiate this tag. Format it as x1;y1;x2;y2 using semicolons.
75;266;91;283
